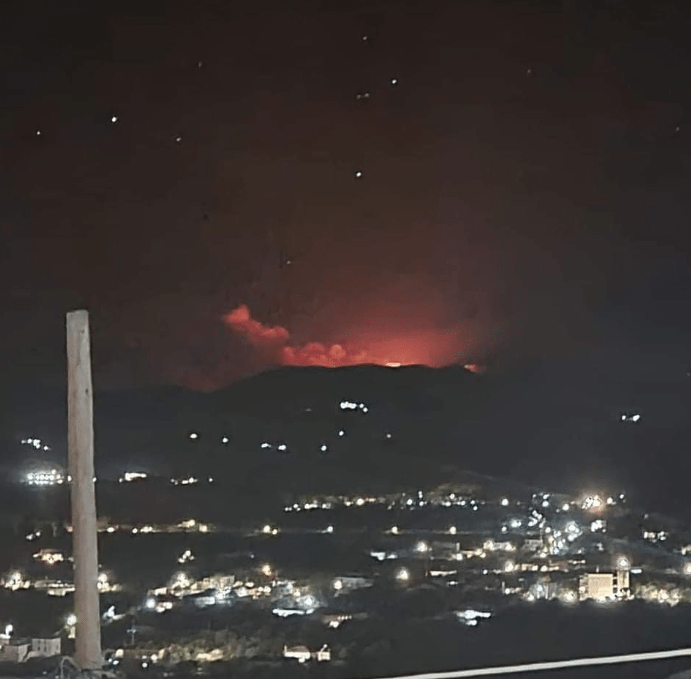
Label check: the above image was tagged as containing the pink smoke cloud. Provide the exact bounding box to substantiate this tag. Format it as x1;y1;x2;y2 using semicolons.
222;304;483;372
283;342;368;367
223;305;379;368
223;305;290;346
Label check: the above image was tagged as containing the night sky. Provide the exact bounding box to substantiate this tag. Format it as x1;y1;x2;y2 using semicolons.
3;0;691;394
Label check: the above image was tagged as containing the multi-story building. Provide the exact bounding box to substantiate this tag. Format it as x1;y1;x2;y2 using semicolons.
580;573;615;600
31;637;61;658
579;570;630;600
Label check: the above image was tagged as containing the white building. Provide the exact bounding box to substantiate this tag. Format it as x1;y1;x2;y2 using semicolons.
283;644;331;663
31;637;61;657
579;570;630;600
315;645;331;662
273;607;308;618
200;574;235;591
120;472;148;483
333;575;373;592
284;645;311;663
0;640;30;663
580;573;614;600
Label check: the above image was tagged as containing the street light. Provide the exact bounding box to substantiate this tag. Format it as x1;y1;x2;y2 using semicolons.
396;568;410;582
617;556;631;571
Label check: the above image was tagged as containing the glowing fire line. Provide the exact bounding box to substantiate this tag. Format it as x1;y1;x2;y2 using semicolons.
223;304;473;370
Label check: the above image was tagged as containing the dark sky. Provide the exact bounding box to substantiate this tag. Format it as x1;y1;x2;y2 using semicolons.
3;0;691;393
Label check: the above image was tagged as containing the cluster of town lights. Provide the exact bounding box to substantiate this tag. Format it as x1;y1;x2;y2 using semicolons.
26;470;64;486
20;438;50;451
119;472;147;483
339;400;369;413
177;550;194;564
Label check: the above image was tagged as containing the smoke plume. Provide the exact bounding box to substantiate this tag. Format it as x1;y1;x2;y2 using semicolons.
221;303;490;377
223;305;369;367
223;305;290;346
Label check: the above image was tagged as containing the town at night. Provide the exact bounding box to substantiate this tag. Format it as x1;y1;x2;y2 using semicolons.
4;1;691;677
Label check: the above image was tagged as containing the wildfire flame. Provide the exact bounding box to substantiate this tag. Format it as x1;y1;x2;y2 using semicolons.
222;304;472;370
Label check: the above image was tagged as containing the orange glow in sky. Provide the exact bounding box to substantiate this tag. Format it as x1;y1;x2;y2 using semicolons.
222;304;477;370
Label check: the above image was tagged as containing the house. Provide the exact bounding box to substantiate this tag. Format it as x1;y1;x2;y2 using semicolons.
0;640;30;663
31;637;61;657
333;576;373;592
523;539;543;552
283;644;331;663
185;590;217;608
200;575;235;591
283;645;311;663
33;579;74;597
315;645;331;662
33;549;65;565
273;607;308;618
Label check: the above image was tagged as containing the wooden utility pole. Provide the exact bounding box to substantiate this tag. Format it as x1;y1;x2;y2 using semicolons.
67;310;102;671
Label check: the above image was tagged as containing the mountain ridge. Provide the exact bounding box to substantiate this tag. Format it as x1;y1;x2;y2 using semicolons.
4;363;691;516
